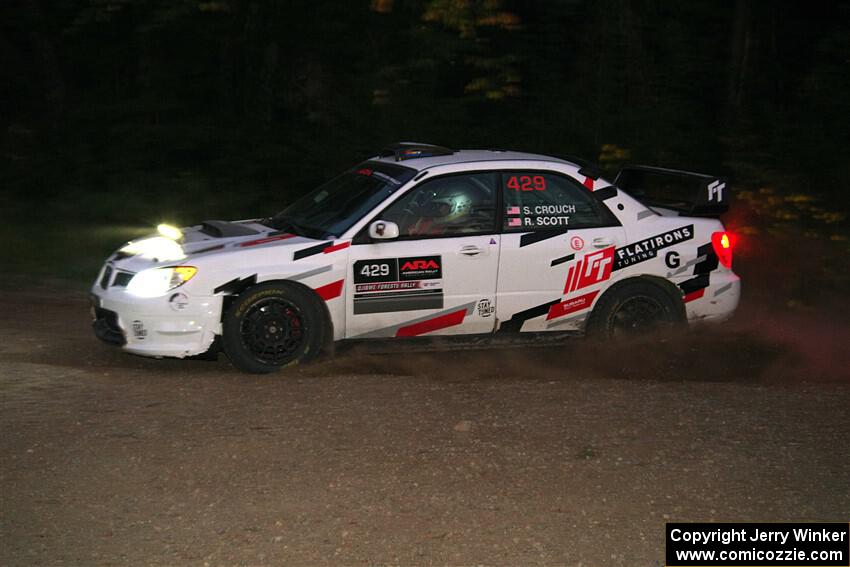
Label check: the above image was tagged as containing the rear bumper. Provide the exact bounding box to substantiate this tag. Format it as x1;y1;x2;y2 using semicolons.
684;271;741;323
90;287;223;358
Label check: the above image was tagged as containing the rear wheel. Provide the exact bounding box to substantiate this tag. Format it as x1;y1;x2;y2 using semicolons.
586;280;684;339
222;283;326;373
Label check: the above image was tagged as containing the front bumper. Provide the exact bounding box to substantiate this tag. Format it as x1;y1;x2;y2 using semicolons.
90;284;223;359
92;304;126;346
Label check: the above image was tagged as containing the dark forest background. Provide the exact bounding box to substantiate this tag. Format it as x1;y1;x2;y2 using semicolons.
2;0;849;280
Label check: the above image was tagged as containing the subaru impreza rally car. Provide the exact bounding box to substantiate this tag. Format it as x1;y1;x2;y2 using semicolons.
91;143;740;373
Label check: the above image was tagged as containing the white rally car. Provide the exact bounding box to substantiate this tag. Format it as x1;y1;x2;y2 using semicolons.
91;143;740;373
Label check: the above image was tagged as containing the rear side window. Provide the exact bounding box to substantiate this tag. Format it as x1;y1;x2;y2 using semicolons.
501;172;609;231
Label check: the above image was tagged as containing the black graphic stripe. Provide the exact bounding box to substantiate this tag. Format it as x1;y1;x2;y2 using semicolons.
497;299;560;333
694;242;718;274
353;292;443;315
354;289;441;300
594;186;617;200
190;244;225;255
519;229;569;248
679;242;717;295
293;241;332;261
550;253;575;267
679;274;710;295
214;274;257;294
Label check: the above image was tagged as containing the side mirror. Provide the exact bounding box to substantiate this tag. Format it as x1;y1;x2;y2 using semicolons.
369;220;399;240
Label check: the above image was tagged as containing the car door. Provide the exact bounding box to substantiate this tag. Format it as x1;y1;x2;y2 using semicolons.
495;170;626;332
345;171;501;339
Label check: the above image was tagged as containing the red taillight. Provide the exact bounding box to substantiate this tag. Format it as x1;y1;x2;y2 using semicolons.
712;231;733;269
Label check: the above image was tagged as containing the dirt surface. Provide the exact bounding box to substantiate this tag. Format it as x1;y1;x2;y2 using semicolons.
2;285;849;566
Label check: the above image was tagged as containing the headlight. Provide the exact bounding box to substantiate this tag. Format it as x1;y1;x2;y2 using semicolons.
120;236;185;261
157;223;182;240
126;266;198;298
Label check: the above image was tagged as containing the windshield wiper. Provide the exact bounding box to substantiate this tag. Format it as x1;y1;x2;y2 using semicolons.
263;215;322;239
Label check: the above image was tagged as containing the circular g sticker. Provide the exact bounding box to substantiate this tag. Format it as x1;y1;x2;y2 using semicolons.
169;292;190;311
570;236;585;251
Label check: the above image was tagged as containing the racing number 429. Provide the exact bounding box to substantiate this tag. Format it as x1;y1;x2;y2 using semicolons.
507;175;546;191
360;263;390;278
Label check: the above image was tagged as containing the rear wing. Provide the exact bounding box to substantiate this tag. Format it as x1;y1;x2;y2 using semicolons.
614;165;729;217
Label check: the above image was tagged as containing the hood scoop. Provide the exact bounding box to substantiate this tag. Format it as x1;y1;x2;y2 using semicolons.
200;220;261;238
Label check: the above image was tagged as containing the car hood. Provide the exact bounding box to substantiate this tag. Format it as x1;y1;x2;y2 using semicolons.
107;220;324;273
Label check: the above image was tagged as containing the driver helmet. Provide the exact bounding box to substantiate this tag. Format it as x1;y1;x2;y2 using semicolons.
425;184;480;225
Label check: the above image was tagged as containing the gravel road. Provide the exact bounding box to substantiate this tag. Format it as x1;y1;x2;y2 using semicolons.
2;286;848;566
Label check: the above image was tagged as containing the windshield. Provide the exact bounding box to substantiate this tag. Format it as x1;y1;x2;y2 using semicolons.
265;161;417;239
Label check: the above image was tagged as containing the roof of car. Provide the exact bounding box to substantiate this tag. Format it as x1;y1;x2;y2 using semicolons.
368;146;578;172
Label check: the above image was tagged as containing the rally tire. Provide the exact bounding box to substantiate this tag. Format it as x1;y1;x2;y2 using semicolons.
585;280;684;339
222;282;326;374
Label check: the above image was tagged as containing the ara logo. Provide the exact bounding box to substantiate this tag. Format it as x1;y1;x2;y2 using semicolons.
398;255;442;281
401;259;440;271
707;179;726;202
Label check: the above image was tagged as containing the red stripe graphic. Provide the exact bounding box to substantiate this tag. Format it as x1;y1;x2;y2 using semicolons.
240;234;295;247
564;265;576;294
583;176;594;190
563;247;615;295
395;308;467;337
546;290;599;321
683;288;705;303
315;279;344;301
323;241;351;254
571;260;581;292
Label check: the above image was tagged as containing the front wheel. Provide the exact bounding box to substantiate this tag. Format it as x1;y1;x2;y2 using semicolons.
585;280;684;339
222;283;326;373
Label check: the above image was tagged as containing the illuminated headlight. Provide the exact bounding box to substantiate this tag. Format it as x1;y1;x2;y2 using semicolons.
126;267;198;298
157;223;182;240
120;236;185;261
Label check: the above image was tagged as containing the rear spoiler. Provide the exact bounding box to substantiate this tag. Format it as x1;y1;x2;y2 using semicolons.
614;165;729;217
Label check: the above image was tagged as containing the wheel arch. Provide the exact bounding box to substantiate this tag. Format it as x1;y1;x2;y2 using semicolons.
587;274;687;331
219;277;335;350
635;274;687;322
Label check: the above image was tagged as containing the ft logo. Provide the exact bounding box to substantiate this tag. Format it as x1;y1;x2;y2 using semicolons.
564;247;614;294
707;179;726;202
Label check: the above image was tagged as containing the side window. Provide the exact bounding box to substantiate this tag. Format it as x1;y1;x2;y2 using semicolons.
502;172;607;231
380;172;498;238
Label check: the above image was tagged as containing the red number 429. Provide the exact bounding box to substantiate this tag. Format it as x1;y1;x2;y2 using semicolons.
507;175;546;191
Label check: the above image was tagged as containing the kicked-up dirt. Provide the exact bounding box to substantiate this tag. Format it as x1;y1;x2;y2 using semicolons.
1;283;849;566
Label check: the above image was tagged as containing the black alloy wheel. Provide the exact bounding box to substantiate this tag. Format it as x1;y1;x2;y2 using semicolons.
222;282;326;373
609;294;666;336
586;280;684;339
239;296;306;365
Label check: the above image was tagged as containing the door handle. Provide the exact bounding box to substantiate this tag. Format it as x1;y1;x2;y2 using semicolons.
592;237;614;248
459;245;483;256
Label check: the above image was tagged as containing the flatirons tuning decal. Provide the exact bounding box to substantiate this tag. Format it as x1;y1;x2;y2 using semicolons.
353;256;443;314
547;225;695;324
613;225;693;270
